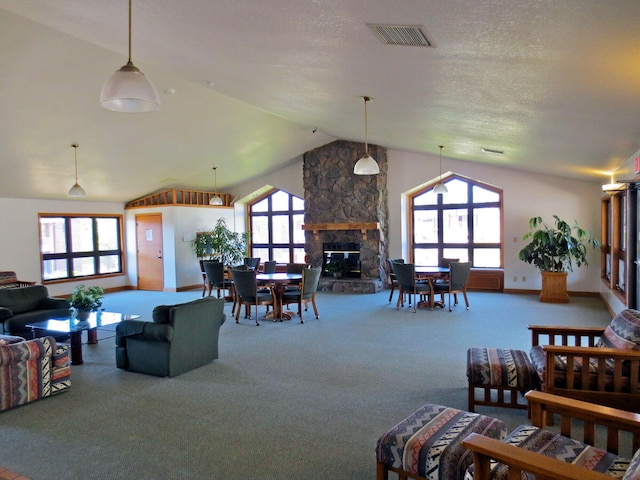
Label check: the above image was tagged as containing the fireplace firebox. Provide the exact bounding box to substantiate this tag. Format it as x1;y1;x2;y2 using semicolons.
323;242;361;278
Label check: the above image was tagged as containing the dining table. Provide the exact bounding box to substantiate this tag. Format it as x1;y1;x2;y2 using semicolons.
255;272;303;321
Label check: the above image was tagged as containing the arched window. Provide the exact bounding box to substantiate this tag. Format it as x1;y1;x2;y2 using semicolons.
410;175;503;267
249;189;306;264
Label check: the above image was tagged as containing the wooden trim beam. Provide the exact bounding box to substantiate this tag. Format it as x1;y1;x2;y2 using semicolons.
302;222;380;240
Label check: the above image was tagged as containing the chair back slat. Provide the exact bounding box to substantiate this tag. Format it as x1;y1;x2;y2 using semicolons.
394;263;416;290
263;261;277;273
302;267;322;296
450;262;472;290
286;263;308;274
243;257;260;269
202;261;225;284
231;269;258;298
439;257;459;268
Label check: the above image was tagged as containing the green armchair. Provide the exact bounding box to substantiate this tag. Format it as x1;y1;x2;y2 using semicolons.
115;297;226;377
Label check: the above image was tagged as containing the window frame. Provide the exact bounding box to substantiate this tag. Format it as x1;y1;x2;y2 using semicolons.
409;174;504;267
601;191;626;301
247;188;305;264
38;213;125;284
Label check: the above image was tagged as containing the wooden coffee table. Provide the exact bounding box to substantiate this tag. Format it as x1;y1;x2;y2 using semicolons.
27;311;140;365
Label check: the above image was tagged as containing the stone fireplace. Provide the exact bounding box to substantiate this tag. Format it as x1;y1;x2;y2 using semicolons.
302;140;389;292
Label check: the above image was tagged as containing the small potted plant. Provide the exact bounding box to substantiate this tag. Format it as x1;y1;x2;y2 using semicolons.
325;258;350;278
518;215;599;303
69;284;105;321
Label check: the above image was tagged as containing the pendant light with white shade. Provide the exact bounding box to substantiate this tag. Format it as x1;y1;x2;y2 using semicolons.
100;0;161;113
433;145;448;195
353;96;380;175
68;144;86;197
209;167;224;206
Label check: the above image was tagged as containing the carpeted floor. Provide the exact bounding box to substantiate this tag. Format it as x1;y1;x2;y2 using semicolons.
0;289;613;479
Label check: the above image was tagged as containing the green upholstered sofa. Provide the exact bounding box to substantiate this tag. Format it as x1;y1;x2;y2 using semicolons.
0;285;70;337
115;296;226;377
0;334;71;412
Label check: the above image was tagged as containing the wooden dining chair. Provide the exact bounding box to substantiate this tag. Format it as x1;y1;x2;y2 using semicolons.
282;267;322;323
202;261;230;298
394;262;433;312
386;259;404;304
434;261;472;311
243;257;261;270
285;262;307;291
230;269;274;326
263;260;277;273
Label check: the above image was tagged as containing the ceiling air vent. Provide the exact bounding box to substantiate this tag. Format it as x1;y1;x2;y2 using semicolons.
367;24;436;47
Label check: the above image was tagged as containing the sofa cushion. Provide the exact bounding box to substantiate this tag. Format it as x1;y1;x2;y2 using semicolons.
623;448;640;480
597;309;640;350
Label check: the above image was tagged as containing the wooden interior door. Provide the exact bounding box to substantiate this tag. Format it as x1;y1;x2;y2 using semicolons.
136;213;164;291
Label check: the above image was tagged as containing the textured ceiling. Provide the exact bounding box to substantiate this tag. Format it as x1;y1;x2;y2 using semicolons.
0;0;639;202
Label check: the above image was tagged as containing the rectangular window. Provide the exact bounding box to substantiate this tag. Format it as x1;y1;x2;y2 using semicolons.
39;214;124;282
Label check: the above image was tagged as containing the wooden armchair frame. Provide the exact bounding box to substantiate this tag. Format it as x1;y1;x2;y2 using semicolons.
528;325;640;412
463;390;640;480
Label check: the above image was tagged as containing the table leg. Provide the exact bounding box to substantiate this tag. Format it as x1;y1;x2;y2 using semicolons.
69;331;83;365
87;327;98;344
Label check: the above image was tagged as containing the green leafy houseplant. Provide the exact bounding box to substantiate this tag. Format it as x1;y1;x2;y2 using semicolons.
69;285;104;313
192;218;249;266
518;215;599;272
325;258;350;277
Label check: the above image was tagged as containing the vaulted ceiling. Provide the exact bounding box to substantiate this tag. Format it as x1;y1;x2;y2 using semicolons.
1;0;639;202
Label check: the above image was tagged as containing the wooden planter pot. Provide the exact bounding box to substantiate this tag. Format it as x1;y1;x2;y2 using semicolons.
539;271;569;303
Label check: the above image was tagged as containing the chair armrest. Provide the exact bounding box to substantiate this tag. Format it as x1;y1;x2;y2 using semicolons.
0;306;12;321
116;320;173;343
0;339;46;366
528;324;606;346
462;433;610;480
525;390;640;452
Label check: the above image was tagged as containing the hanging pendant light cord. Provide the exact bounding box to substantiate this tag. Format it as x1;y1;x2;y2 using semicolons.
73;144;79;183
438;145;444;180
363;96;370;155
127;0;133;63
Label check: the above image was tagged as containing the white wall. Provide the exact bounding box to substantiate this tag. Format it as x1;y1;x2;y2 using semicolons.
124;206;235;291
0;198;126;297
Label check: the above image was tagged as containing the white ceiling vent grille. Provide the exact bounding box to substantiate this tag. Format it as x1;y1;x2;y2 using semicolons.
367;24;436;47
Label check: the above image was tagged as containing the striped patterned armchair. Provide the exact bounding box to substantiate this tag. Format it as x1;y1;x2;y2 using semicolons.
0;335;71;412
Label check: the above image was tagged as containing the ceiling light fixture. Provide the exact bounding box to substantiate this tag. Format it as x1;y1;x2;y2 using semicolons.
209;167;223;206
433;145;448;195
602;175;625;195
354;96;379;175
100;0;161;113
68;144;86;197
481;147;505;155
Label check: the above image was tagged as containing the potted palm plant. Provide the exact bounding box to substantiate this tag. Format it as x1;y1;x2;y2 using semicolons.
518;215;599;303
192;218;249;266
69;284;104;320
